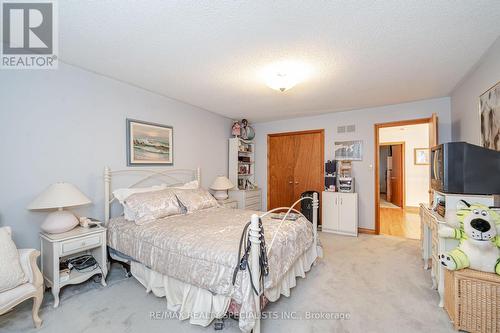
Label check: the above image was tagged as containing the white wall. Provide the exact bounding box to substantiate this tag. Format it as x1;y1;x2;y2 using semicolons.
254;97;451;230
451;37;500;143
0;63;232;249
379;123;430;207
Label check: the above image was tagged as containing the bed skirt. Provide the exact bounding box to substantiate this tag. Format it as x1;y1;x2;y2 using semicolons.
131;243;320;331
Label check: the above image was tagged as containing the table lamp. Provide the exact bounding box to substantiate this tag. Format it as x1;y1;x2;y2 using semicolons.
27;182;92;234
210;176;234;200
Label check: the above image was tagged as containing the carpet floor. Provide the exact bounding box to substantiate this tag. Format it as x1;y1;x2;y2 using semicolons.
0;233;455;333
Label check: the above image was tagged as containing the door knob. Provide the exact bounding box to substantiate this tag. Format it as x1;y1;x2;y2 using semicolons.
295;181;299;185
288;181;293;184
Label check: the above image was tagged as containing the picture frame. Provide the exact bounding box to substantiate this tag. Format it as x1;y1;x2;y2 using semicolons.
414;148;430;165
479;81;500;151
126;119;173;166
334;140;363;161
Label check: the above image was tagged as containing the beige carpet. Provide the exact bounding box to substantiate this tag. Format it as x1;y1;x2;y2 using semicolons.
0;233;454;333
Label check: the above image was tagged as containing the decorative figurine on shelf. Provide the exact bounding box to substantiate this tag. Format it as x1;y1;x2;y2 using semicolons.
438;200;500;275
240;118;255;140
231;121;241;137
245;179;256;190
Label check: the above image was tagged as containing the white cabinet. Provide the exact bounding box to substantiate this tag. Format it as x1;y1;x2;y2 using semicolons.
321;191;358;236
419;191;496;307
229;188;262;210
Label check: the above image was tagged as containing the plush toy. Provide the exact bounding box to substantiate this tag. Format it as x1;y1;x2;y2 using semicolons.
438;200;500;275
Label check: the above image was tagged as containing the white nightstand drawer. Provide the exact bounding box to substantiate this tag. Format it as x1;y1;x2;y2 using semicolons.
61;235;101;255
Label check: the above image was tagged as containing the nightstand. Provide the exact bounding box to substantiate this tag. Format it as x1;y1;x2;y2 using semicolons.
218;198;239;209
40;225;108;308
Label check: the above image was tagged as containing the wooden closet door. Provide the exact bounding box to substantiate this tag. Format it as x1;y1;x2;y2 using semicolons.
268;135;295;209
293;132;324;202
390;144;404;208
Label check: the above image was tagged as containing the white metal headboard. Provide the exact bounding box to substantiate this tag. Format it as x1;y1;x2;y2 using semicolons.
103;166;201;222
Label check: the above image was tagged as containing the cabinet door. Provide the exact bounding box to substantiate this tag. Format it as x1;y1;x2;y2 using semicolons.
338;194;358;235
322;192;338;231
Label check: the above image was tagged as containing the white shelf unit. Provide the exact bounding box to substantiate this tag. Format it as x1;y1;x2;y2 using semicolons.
228;137;261;210
229;137;256;189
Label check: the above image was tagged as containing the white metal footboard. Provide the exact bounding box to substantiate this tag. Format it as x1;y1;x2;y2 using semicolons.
249;192;319;333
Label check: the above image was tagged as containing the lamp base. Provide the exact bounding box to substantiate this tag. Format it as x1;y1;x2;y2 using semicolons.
41;210;79;234
213;190;228;201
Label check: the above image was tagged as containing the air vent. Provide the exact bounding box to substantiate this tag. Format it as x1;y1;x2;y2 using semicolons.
346;125;356;132
337;126;346;133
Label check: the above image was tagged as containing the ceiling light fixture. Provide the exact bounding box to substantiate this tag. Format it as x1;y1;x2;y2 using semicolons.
267;72;298;92
260;61;313;92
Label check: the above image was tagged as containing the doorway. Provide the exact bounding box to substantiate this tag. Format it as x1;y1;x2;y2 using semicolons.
379;142;405;209
267;129;324;223
374;115;438;238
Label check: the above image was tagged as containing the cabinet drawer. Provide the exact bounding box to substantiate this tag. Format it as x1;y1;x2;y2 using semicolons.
245;203;261;211
246;190;261;199
61;235;101;254
245;196;261;206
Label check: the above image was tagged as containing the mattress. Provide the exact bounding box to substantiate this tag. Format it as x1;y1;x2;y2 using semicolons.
107;206;316;331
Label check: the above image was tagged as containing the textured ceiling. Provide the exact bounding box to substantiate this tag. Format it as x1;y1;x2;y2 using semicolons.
58;1;500;122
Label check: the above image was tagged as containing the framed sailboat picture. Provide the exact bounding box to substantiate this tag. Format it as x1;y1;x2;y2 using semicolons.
126;119;173;166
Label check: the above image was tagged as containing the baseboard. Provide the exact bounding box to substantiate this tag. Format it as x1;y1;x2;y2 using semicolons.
358;227;376;235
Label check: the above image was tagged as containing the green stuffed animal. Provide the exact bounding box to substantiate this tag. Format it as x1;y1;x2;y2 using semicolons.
438;200;500;275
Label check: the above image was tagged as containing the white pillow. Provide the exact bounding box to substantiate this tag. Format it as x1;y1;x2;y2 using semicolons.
114;181;199;220
173;188;218;213
0;227;27;292
113;185;168;220
124;188;182;225
170;180;199;190
113;184;168;204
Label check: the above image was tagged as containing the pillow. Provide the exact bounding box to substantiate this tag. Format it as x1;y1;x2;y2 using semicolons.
113;184;167;204
173;188;218;213
124;188;182;225
0;227;27;292
113;185;168;220
170;180;199;190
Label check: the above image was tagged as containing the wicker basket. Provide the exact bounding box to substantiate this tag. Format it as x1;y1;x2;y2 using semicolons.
444;268;500;332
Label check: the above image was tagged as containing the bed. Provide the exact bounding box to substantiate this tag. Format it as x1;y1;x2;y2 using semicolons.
103;167;321;332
